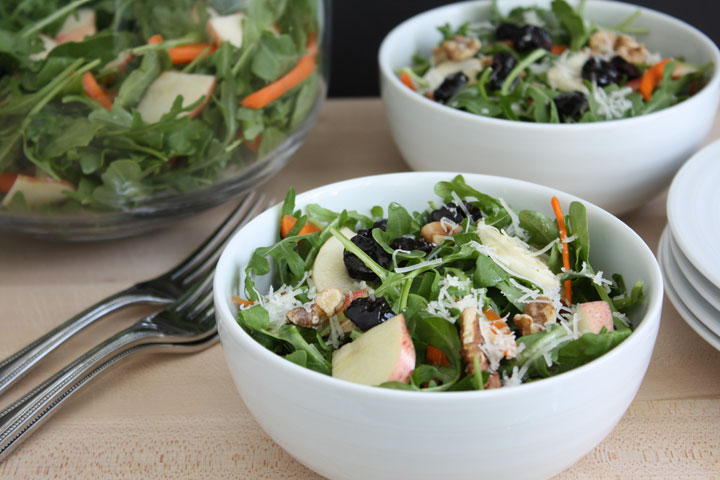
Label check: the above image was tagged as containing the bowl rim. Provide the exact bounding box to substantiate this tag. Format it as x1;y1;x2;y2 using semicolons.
377;0;720;131
214;171;664;402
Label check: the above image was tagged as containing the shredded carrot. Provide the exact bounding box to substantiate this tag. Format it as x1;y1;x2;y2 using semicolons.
551;44;567;55
426;345;450;367
551;196;572;305
82;72;113;110
232;296;254;307
245;134;262;154
148;34;164;45
0;173;17;193
483;309;510;334
399;71;415;90
167;43;217;64
639;58;671;101
241;36;318;109
280;214;320;238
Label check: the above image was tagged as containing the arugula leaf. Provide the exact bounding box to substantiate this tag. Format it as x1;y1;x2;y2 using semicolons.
551;0;592;51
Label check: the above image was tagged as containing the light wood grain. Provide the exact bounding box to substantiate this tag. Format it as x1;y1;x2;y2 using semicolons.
1;99;719;479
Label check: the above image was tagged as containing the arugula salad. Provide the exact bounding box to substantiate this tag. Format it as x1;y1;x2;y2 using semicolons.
234;176;645;391
0;0;322;212
398;0;710;123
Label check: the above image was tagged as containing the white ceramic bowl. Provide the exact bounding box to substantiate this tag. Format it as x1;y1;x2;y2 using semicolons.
214;172;663;480
379;0;720;215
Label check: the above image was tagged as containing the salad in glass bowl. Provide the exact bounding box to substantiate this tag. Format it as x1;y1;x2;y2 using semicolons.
0;0;327;239
397;0;711;123
233;175;645;391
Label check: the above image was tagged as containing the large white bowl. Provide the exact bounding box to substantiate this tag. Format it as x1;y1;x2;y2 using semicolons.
379;0;720;215
214;172;663;480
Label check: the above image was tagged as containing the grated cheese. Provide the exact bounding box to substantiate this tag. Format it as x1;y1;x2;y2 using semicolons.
498;197;528;240
593;86;634;120
394;258;443;274
547;51;590;93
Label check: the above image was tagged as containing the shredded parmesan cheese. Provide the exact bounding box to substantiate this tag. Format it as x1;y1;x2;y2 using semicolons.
594;85;634;120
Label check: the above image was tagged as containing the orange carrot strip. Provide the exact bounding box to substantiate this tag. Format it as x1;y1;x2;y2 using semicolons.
426;345;450;367
82;72;113;110
0;173;17;193
232;296;254;307
148;34;164;45
483;309;510;334
241;37;317;109
551;44;567;55
639;58;671;101
400;71;416;90
551;196;572;305
280;214;320;238
167;43;217;64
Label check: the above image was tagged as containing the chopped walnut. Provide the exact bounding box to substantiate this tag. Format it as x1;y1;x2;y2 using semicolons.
286;288;346;328
513;297;557;336
614;34;649;65
433;35;482;64
460;307;489;374
524;297;556;326
513;313;538;337
588;30;617;55
484;372;502;389
421;221;461;244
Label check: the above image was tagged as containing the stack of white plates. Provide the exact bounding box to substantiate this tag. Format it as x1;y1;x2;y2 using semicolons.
659;140;720;350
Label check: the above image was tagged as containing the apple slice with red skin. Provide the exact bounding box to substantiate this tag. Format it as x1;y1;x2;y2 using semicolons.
1;174;74;208
55;9;96;44
135;72;216;123
207;13;245;48
332;314;416;386
576;301;614;334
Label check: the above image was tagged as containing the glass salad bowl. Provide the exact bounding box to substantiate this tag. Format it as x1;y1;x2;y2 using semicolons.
0;0;329;240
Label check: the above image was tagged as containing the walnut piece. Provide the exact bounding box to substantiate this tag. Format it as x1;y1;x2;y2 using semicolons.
614;34;649;65
433;35;481;64
421;221;461;244
484;372;502;389
460;307;489;374
286;288;346;328
513;297;557;336
588;30;617;55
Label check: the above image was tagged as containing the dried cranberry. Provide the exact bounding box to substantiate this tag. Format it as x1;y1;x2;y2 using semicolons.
429;202;482;223
610;56;641;80
553;91;588;122
581;57;620;87
390;236;434;254
343;228;391;282
434;72;468;104
495;23;553;52
487;51;517;91
344;297;396;331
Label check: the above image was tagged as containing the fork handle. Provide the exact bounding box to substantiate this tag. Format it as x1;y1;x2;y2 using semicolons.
0;286;170;396
0;325;161;461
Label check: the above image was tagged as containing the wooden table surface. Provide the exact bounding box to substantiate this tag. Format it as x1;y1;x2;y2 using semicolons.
1;99;719;479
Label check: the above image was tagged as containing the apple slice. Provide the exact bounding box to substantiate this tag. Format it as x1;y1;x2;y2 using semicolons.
207;13;245;48
332;314;416;386
135;72;216;123
576;301;614;334
29;35;57;61
55;8;96;44
312;227;357;292
102;50;133;73
1;174;74;208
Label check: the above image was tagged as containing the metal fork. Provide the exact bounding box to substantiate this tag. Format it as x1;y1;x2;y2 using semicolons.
0;191;261;395
0;193;268;461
